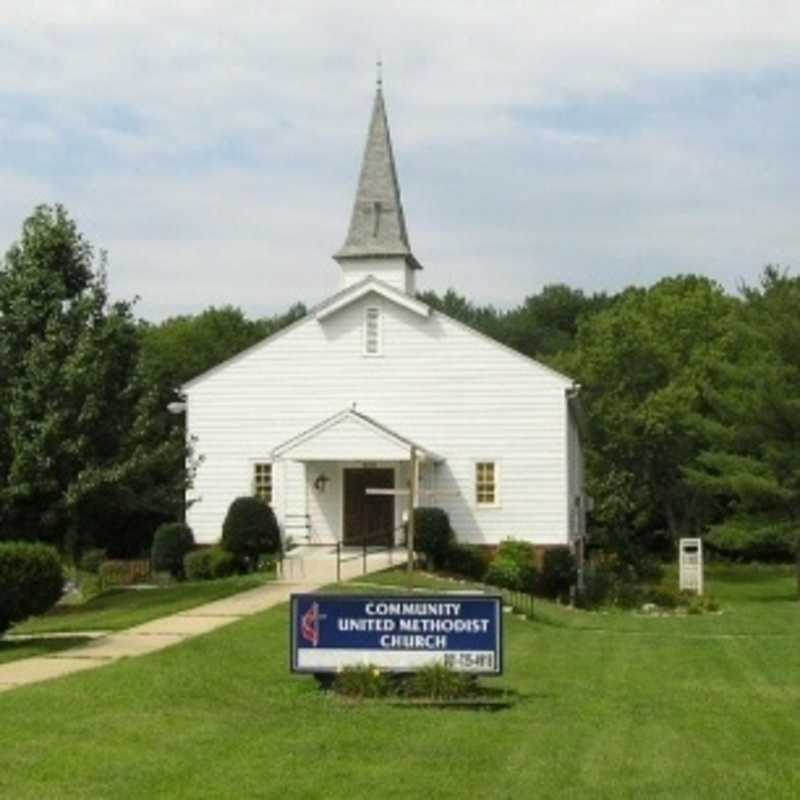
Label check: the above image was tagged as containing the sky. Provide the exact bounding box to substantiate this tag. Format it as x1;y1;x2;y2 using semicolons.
1;1;799;320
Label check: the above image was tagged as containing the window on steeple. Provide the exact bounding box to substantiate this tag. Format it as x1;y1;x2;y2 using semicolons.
364;307;382;356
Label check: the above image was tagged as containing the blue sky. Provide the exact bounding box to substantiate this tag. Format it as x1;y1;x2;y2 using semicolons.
1;1;798;319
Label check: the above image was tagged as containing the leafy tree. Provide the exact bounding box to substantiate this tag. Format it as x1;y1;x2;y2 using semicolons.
139;303;307;388
564;276;737;557
0;205;140;547
685;267;800;591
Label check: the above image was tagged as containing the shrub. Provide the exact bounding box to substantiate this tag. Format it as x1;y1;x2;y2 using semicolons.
413;507;454;569
79;548;107;575
222;497;281;568
184;549;214;580
485;557;524;591
445;544;488;581
209;547;239;578
579;561;614;607
538;549;578;600
184;547;240;580
406;663;475;700
333;664;393;698
152;523;195;578
0;542;64;633
485;540;538;592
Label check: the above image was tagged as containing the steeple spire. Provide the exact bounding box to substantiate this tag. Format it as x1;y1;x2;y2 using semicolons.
335;80;422;292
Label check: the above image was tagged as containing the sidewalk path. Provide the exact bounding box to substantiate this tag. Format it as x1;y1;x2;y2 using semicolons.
0;549;402;693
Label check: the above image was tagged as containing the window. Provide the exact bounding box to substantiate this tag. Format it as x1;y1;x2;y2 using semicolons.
254;463;273;504
364;306;382;356
476;462;497;506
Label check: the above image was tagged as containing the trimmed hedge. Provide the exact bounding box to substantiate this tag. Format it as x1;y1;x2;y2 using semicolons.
152;523;195;578
222;497;281;568
414;507;454;569
0;541;64;633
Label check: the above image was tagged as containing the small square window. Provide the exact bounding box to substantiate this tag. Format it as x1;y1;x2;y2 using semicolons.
364;307;382;356
476;462;497;506
254;463;273;505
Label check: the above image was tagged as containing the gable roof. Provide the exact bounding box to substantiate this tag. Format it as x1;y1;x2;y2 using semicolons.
315;276;429;321
271;407;442;462
334;86;422;271
182;278;574;392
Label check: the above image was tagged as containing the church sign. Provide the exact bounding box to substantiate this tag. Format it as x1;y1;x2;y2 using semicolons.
290;593;503;675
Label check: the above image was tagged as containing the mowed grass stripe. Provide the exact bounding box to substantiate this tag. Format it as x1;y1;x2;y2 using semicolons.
1;567;799;799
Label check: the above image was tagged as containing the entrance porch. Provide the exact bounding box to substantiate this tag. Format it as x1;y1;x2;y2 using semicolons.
270;408;442;547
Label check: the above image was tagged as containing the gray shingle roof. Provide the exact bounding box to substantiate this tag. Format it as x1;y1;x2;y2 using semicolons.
334;88;422;270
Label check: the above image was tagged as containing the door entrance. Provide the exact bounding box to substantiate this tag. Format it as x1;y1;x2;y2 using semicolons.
343;468;395;547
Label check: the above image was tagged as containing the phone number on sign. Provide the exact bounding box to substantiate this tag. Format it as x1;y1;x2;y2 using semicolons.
443;652;496;671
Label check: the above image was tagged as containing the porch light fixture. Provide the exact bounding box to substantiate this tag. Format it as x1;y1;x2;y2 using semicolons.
313;474;330;493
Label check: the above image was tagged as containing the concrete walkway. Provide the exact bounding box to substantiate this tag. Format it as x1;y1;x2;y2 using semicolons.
0;549;403;694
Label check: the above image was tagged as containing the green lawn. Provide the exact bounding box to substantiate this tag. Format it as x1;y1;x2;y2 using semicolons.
0;636;91;665
13;572;274;635
1;565;799;799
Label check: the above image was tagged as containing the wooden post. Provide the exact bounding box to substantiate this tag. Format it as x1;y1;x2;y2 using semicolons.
407;446;418;588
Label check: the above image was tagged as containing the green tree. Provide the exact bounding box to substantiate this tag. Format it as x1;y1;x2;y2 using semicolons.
685;267;800;592
0;205;140;547
565;275;737;558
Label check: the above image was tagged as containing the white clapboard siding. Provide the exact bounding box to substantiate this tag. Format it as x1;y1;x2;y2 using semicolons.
186;290;575;546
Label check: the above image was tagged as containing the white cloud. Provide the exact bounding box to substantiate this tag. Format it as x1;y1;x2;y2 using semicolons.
0;1;799;318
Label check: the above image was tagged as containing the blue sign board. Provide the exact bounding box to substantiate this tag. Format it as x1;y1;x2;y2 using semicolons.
290;593;503;674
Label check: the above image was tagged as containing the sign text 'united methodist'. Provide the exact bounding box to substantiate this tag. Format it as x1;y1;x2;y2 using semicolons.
290;593;503;674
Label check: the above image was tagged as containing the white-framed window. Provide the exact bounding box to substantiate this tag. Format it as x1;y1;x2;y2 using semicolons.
363;306;382;356
475;462;498;507
253;463;273;505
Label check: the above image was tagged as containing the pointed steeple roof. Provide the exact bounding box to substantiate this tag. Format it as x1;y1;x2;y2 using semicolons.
335;86;422;270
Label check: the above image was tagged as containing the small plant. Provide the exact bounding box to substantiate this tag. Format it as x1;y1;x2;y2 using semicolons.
0;541;64;634
184;549;214;580
184;547;241;580
406;663;475;700
152;523;195;578
222;497;281;569
209;547;239;578
485;539;538;592
414;507;454;569
333;664;393;698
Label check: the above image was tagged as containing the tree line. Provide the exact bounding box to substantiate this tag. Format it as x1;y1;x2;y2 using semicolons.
1;205;797;566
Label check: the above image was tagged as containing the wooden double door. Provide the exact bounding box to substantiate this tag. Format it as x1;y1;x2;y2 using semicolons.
343;468;395;547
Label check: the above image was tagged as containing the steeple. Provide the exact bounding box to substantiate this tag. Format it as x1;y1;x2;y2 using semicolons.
335;79;422;294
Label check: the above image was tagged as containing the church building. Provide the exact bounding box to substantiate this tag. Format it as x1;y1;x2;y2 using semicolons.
182;82;587;556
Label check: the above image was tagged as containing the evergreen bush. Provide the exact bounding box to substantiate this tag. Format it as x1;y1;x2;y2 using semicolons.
151;522;195;578
538;549;578;600
0;542;64;633
221;497;281;568
413;507;454;569
445;544;488;581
